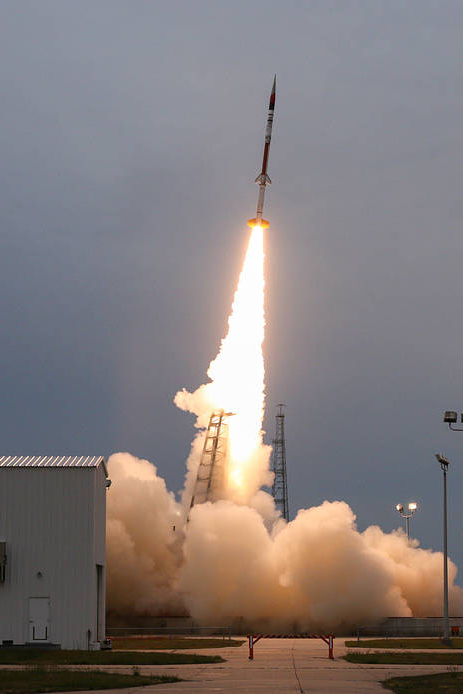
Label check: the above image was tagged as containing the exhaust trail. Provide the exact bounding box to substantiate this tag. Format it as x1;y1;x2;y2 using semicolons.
174;226;272;505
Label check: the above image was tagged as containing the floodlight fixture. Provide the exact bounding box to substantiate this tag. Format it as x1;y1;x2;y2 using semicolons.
396;500;418;540
435;453;450;469
443;411;463;431
444;411;458;424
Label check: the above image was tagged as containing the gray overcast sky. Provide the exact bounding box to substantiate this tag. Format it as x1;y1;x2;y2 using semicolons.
2;1;463;569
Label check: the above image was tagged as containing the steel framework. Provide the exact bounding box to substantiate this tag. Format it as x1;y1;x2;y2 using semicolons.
247;633;334;660
190;410;232;509
270;403;289;521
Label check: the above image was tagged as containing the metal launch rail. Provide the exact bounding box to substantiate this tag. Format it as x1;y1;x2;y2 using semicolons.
247;633;335;660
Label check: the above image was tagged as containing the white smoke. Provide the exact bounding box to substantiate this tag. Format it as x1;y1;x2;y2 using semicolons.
106;453;463;629
180;498;463;629
106;453;185;617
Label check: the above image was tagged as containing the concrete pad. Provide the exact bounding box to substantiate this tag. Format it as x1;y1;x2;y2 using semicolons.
10;638;460;694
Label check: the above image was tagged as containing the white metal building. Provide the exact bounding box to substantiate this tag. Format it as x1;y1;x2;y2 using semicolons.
0;455;108;650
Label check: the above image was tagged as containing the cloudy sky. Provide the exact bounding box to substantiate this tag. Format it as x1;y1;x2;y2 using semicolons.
2;1;463;570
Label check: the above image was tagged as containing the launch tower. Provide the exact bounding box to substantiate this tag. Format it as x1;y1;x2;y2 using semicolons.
189;410;232;509
271;404;289;521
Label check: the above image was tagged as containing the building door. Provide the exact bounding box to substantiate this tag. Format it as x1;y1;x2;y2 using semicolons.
29;597;50;641
96;564;103;641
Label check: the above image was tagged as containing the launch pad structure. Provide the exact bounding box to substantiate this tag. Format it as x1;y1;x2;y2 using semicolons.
191;405;289;518
247;633;335;660
189;410;233;509
271;404;289;521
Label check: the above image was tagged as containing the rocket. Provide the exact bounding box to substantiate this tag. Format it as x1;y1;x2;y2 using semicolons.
248;75;276;229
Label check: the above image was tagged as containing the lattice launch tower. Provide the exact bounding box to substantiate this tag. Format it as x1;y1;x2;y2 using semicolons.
271;404;289;521
189;410;233;510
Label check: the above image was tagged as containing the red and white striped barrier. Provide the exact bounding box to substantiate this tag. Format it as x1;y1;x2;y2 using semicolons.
247;633;335;660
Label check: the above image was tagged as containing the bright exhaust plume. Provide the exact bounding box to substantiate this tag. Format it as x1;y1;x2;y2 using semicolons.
174;227;272;503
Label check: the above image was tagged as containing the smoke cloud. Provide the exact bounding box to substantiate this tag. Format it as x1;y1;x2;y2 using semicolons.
106;453;185;617
181;499;463;629
106;453;463;630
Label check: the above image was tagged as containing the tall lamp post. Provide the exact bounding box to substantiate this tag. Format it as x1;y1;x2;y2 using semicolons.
395;502;417;541
435;453;451;643
442;411;461;640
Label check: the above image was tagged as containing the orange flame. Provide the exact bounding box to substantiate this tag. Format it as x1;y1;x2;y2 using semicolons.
174;225;271;503
207;226;266;495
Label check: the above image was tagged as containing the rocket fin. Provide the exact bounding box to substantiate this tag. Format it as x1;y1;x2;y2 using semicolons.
255;173;271;185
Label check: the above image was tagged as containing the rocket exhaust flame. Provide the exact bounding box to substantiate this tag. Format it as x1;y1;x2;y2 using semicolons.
175;224;272;504
208;226;267;493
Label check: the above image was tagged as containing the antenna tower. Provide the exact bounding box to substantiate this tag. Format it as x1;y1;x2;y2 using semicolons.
271;403;289;521
190;410;232;510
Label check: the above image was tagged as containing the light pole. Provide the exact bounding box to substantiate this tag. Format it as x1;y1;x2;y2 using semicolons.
435;453;451;643
395;502;417;541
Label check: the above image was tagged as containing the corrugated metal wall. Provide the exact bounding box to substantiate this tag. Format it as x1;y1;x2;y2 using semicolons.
0;465;106;649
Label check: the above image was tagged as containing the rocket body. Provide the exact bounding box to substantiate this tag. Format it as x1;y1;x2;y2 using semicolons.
248;76;276;229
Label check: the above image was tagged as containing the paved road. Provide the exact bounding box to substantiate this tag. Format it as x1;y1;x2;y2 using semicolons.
39;638;458;693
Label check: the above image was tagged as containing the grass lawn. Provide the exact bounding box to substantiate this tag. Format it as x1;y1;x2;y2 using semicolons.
346;638;463;649
0;649;224;665
345;652;463;665
0;668;179;694
111;636;243;650
383;671;463;693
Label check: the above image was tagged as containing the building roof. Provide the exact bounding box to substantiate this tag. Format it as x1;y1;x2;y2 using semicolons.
0;455;107;475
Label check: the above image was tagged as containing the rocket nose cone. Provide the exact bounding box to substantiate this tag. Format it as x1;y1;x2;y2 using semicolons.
269;75;276;107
